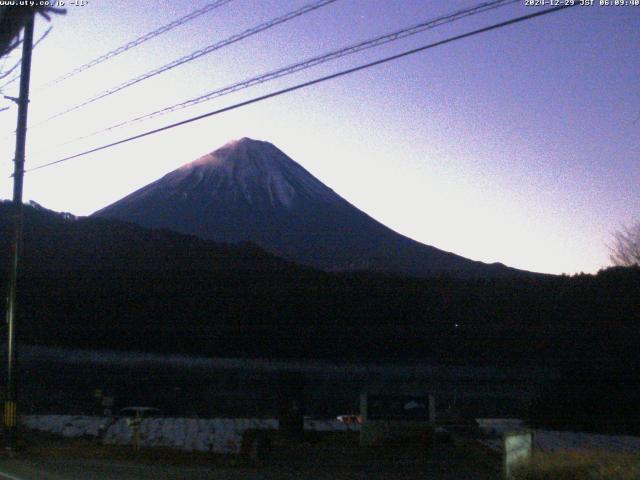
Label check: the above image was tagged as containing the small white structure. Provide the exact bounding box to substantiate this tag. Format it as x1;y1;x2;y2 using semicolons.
503;430;533;478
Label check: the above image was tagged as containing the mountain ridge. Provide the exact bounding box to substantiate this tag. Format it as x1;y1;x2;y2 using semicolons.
1;200;638;366
94;137;535;278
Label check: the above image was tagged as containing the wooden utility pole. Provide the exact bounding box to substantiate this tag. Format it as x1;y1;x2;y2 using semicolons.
4;11;34;452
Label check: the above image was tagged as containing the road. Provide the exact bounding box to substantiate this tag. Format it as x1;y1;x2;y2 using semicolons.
0;442;500;480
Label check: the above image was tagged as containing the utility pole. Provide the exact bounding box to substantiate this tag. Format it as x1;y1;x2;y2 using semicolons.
4;12;34;452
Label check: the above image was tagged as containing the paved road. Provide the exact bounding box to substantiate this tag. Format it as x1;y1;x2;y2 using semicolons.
0;458;239;480
0;441;500;479
0;461;498;480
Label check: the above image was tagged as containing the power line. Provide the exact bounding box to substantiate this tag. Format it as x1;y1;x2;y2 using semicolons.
70;0;518;143
0;70;19;91
0;26;51;89
0;54;21;81
34;0;338;126
26;4;577;174
39;0;236;89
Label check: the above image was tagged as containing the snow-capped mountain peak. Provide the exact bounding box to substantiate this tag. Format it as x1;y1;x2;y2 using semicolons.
169;137;335;209
94;138;527;278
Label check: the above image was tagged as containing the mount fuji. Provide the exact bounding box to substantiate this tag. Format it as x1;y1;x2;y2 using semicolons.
94;137;527;278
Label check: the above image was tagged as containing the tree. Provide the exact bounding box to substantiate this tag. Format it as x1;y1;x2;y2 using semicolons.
0;6;64;58
609;222;640;267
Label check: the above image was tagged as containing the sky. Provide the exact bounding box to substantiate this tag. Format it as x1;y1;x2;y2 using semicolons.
0;0;638;275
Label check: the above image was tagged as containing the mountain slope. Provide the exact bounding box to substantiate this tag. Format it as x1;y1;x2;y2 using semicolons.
94;137;529;278
1;201;638;365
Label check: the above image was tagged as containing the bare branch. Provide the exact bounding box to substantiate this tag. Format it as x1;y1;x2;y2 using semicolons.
609;222;640;267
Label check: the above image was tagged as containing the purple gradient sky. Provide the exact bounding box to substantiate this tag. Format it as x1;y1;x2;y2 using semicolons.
0;0;638;274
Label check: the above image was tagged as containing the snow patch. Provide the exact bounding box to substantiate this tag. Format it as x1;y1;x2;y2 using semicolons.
22;415;358;455
478;428;640;454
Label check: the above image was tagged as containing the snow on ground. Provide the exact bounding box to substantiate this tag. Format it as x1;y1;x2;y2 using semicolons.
22;415;358;455
22;415;113;438
478;429;640;454
304;419;358;432
25;414;639;455
102;417;280;454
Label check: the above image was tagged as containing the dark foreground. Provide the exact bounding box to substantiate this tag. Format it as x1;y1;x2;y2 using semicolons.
0;431;500;480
